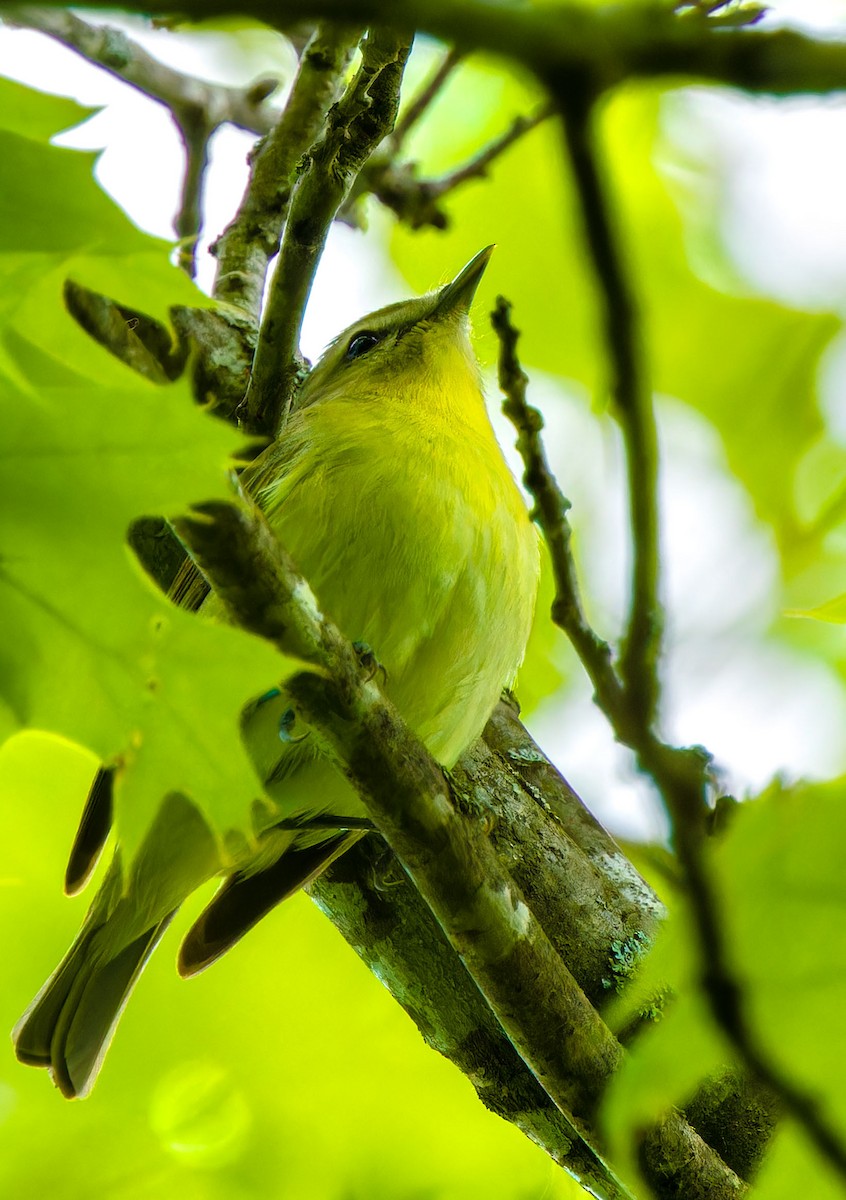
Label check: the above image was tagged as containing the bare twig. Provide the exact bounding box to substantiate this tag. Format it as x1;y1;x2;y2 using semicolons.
491;296;639;742
357;103;554;230
245;28;411;435
435;103;554;193
3;7;281;135
559;90;661;731
391;44;462;151
212;23;360;326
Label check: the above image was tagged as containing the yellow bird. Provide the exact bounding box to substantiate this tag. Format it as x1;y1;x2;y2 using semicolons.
14;247;540;1098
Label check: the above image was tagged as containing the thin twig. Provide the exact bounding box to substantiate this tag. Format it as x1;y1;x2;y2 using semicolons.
347;103;554;230
4;7;280;134
245;28;411;436
492;296;638;741
174;105;213;278
434;103;554;194
390;44;462;151
212;22;360;326
560;89;661;732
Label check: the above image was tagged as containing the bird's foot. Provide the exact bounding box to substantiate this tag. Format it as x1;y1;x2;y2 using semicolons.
278;706;309;744
353;641;388;686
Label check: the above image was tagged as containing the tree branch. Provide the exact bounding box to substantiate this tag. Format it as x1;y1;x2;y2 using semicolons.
174;499;621;1128
3;7;281;135
245;28;411;436
559;89;661;730
310;838;627;1198
352;102;554;231
8;2;846;99
132;457;770;1191
212;22;361;328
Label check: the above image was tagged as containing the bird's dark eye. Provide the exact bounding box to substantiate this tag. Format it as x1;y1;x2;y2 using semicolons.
346;331;380;360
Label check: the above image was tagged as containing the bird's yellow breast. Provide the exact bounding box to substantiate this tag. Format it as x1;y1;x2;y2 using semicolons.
256;371;539;767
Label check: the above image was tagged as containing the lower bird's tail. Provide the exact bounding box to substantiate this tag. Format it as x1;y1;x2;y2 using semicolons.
14;790;220;1098
13;905;174;1099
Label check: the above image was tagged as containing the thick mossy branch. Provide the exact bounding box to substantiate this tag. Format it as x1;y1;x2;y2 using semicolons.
175;499;621;1135
311;839;627;1199
289;668;624;1123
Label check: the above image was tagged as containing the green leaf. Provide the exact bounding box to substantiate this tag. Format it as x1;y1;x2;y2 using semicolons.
602;778;846;1191
0;364;283;853
0;78;203;333
0;78;283;854
0;75;94;141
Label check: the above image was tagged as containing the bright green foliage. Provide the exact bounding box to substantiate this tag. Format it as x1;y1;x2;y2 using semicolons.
0;79;283;856
602;778;846;1197
0;732;582;1200
791;591;846;623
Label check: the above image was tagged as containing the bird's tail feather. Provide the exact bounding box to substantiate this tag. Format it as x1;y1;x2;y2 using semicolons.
13;910;174;1099
179;831;360;977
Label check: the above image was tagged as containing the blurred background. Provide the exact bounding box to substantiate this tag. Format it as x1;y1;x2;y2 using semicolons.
2;3;846;1197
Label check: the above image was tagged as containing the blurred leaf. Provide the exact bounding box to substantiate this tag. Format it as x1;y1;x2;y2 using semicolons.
788;592;846;623
0;78;203;335
0;75;94;140
0;733;578;1200
603;777;846;1192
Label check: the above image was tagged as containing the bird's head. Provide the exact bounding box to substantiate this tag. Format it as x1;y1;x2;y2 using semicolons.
296;246;494;413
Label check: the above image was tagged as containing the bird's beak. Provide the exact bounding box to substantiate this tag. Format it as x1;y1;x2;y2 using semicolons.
432;245;495;318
